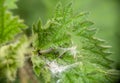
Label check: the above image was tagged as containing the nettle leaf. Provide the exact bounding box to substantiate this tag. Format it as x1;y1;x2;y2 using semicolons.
32;3;119;83
0;0;26;45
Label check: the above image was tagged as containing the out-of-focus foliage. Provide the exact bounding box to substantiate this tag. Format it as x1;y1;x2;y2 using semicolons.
5;0;18;9
0;37;28;81
0;0;26;45
115;0;120;71
0;0;27;82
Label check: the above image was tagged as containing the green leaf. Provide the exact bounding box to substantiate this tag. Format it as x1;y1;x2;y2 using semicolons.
33;66;41;77
0;0;27;45
32;3;118;83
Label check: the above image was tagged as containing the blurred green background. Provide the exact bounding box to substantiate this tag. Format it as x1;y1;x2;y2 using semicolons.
13;0;119;69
